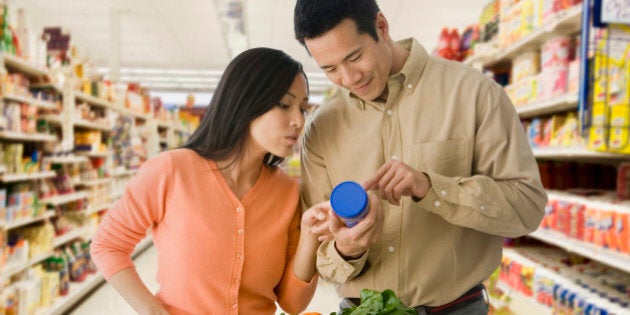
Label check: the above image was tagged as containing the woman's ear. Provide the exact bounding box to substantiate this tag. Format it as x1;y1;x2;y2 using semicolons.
263;152;284;167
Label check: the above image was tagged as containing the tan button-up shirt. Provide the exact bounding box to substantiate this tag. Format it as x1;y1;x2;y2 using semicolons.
300;38;547;307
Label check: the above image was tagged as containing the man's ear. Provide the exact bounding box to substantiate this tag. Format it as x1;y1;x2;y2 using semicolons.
375;12;390;41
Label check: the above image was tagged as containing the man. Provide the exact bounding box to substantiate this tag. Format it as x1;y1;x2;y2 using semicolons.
294;0;548;313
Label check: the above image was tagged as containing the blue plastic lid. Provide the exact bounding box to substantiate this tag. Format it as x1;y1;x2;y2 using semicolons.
330;181;368;219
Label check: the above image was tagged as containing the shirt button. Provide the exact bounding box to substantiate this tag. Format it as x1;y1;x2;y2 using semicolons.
238;229;244;234
344;265;350;270
388;246;395;253
386;109;392;116
440;190;447;196
236;253;242;259
232;304;238;309
434;201;441;207
236;207;242;212
407;83;413;89
480;205;486;211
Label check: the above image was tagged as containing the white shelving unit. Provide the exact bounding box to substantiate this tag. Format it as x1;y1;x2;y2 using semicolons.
462;2;630;312
74;178;113;187
0;253;54;281
0;131;57;142
40;191;88;206
516;93;579;118
465;5;583;69
38;236;153;315
0;171;56;183
1;210;56;230
2;93;58;111
532;146;630;160
494;279;551;315
43;155;89;165
53;227;89;248
0;30;183;315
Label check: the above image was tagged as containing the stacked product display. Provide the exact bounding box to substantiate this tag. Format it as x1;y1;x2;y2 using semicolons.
460;0;630;313
0;4;195;313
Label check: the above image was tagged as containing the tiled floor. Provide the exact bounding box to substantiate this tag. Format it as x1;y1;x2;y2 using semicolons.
70;245;340;314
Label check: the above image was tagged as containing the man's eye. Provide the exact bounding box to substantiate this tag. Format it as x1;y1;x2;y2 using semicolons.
350;54;361;62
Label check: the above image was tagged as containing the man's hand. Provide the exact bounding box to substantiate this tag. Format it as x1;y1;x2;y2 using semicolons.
363;158;431;206
328;194;384;259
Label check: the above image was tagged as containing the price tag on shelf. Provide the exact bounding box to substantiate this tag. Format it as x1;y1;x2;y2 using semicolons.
596;0;630;25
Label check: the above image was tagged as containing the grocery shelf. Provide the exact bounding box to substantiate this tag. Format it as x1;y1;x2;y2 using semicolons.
39;236;153;315
0;252;54;281
533;147;630;160
117;107;150;121
29;83;64;94
74;91;118;111
0;170;56;183
0;131;57;142
85;203;112;215
53;227;88;247
39;114;63;125
111;169;138;177
2;94;58;110
495;279;551;314
74;150;112;158
43;155;89;164
38;272;104;315
464;5;582;68
2;53;49;78
529;228;630;274
1;211;56;230
73;119;112;132
40;191;88;206
516;93;579;119
74;178;113;187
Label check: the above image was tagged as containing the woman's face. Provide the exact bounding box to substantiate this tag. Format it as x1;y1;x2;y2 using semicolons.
248;73;309;158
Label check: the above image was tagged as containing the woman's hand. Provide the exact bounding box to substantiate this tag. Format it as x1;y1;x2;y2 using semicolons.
301;201;333;241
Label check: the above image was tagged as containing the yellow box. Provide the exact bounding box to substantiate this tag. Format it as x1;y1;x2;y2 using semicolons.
560;113;581;147
549;115;566;147
608;127;630;153
591;102;609;126
588;126;608;151
610;105;630;127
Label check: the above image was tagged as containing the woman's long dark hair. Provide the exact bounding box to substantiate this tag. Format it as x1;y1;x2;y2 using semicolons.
183;47;307;164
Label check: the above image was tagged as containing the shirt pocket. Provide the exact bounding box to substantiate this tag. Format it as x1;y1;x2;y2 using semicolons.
411;139;471;177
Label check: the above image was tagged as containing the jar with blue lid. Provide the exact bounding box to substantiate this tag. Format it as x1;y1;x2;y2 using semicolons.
330;181;369;227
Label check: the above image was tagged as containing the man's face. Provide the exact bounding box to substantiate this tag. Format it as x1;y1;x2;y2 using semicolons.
305;17;393;102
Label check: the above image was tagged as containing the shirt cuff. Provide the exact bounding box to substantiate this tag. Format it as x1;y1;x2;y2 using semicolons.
316;241;368;283
415;171;459;215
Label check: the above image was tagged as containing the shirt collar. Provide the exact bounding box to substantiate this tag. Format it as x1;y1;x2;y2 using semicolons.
347;38;430;109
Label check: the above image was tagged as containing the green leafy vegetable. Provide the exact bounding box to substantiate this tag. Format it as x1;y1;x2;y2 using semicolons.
332;289;417;315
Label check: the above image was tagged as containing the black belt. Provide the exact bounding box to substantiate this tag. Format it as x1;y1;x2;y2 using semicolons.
346;284;485;314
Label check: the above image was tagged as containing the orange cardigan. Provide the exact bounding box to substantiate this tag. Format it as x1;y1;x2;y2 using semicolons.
91;149;317;314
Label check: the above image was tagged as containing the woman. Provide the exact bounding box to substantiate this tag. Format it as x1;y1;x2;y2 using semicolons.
91;47;328;314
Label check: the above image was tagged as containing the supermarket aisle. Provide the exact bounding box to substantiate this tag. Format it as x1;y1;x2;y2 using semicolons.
70;245;160;315
70;244;339;314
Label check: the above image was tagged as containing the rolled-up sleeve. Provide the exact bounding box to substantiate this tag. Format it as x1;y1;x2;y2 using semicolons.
417;82;547;237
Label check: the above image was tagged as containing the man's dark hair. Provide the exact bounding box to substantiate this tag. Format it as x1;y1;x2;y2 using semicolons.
183;47;307;164
294;0;381;46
